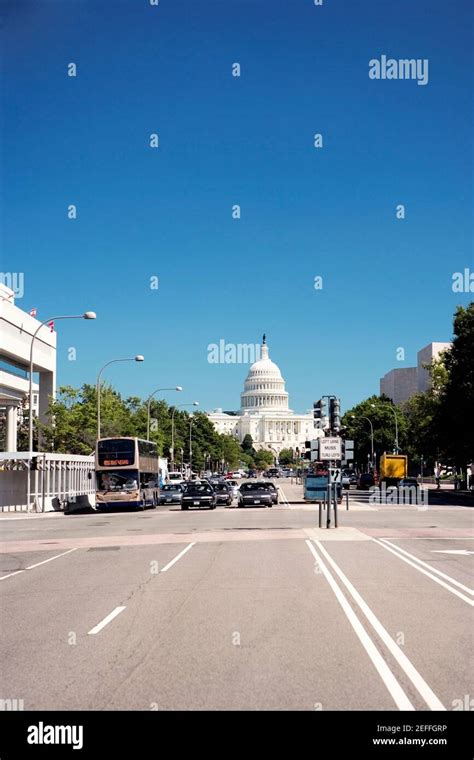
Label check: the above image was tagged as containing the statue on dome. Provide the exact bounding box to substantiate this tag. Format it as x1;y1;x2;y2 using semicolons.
262;333;266;345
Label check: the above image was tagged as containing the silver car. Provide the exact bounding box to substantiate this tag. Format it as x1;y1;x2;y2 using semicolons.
226;480;240;500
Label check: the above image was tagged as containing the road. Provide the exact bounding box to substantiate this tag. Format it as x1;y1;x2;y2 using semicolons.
0;479;472;711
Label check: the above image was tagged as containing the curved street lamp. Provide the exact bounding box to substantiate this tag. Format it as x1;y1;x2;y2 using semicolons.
96;355;144;439
371;402;399;454
146;386;182;440
27;311;96;513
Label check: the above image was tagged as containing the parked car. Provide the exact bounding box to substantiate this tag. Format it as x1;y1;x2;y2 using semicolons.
266;468;280;478
214;482;233;506
262;481;279;504
358;473;375;490
158;484;184;505
238;482;273;508
181;482;216;510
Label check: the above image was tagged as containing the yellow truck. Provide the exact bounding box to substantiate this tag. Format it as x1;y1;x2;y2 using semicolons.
379;454;408;486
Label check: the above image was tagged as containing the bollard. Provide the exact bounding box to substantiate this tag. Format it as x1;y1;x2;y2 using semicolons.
346;491;349;510
318;501;322;528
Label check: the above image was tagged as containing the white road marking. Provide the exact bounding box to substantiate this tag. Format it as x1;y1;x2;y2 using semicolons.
378;540;474;594
0;570;24;581
160;542;195;572
278;486;289;506
26;548;78;570
312;540;446;711
305;539;415;711
374;539;474;605
431;549;474;556
0;548;78;581
88;606;126;635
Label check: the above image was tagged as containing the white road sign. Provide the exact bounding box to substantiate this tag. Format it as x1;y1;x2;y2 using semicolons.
319;438;342;460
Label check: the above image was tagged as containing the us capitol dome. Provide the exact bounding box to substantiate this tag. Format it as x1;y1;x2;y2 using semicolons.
208;335;321;457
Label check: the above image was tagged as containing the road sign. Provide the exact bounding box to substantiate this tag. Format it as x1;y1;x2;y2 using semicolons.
330;467;342;483
344;440;354;451
310;439;319;450
319;437;342;460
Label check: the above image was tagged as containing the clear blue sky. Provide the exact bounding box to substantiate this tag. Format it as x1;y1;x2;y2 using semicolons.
2;0;473;413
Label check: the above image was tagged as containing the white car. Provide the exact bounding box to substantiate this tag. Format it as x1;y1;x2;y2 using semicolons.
168;472;186;485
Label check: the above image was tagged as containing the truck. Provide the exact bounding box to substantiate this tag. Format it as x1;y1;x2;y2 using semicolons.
379;454;408;487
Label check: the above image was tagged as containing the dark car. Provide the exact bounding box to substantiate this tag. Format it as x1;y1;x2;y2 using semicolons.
238;482;273;508
266;468;280;478
358;473;375;490
214;482;233;506
158;484;183;505
181;482;216;510
247;470;257;478
262;481;279;504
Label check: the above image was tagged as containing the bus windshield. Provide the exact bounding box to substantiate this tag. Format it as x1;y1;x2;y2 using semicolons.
96;470;139;491
97;439;135;466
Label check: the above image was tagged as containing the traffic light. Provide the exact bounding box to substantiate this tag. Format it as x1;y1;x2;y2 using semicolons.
329;397;341;433
313;399;326;427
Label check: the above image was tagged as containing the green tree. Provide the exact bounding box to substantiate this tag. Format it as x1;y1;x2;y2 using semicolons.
254;449;274;470
435;303;474;468
278;448;295;465
342;394;408;469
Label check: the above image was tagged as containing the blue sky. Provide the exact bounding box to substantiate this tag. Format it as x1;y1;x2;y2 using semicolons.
1;0;473;413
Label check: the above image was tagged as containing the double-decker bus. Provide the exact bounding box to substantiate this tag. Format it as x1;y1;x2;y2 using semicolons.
95;437;160;510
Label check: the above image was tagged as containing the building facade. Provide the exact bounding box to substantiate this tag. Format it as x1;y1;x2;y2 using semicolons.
0;283;56;451
380;341;452;405
208;337;321;457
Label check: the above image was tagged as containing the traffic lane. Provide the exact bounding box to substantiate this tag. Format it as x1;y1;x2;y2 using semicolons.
0;548;78;577
318;539;473;710
0;542;193;710
378;538;473;590
85;538;398;711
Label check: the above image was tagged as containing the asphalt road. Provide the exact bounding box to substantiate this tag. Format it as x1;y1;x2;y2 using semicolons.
0;480;472;711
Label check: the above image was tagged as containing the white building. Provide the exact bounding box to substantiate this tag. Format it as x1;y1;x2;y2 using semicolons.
0;283;56;451
208;337;321;457
380;341;452;405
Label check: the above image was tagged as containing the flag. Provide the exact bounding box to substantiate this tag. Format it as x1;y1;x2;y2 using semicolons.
29;308;37;317
47;321;55;332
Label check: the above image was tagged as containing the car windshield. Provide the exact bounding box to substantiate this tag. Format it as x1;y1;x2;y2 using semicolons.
215;484;229;491
162;485;180;491
263;482;276;490
185;484;213;494
241;483;269;492
97;470;139;491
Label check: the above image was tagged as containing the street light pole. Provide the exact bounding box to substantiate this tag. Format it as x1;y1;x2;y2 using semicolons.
146;386;182;440
96;355;144;439
27;311;96;512
352;415;375;470
170;402;199;469
189;417;193;475
371;402;398;454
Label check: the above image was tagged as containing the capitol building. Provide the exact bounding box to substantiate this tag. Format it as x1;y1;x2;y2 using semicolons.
207;336;322;457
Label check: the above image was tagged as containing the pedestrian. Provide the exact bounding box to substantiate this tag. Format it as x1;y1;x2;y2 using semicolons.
434;465;441;490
